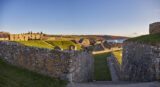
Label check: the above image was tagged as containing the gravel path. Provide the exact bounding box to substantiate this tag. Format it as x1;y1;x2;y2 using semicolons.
92;48;122;54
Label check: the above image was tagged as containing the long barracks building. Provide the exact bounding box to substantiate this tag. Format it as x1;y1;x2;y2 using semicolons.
0;32;43;41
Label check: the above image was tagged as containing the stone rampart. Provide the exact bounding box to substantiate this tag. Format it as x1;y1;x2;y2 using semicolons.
121;41;160;81
149;22;160;34
0;41;94;82
110;53;121;79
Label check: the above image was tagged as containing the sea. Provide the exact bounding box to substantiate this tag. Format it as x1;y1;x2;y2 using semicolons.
105;39;126;43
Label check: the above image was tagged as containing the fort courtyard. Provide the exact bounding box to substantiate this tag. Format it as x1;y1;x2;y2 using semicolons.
0;0;160;87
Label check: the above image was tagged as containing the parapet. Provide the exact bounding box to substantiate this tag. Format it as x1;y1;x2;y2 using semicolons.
149;22;160;34
0;41;94;82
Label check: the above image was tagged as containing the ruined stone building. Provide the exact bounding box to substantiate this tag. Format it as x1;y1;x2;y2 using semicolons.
149;22;160;34
0;32;10;40
119;22;160;81
78;38;90;47
0;32;43;41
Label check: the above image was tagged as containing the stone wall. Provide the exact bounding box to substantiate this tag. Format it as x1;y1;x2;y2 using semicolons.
121;41;160;81
92;44;105;51
0;32;43;41
0;41;94;82
10;33;43;41
149;22;160;34
78;39;90;47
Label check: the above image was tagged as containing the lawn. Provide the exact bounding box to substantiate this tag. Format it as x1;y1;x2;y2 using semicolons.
126;33;160;45
45;40;81;50
15;40;81;50
94;52;112;81
16;41;53;49
0;59;67;87
112;50;122;65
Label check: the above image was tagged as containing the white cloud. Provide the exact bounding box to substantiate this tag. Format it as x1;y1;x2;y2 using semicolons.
127;32;147;37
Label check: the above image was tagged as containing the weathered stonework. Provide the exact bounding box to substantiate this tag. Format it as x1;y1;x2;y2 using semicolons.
54;46;62;50
110;53;121;79
149;22;160;34
0;32;43;41
121;42;160;81
78;38;90;47
92;44;105;51
0;41;94;82
68;45;76;50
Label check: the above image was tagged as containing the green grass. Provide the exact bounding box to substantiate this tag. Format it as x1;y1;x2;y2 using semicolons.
0;59;67;87
94;52;112;81
16;41;53;49
112;50;122;65
15;40;81;50
45;40;81;50
126;34;160;45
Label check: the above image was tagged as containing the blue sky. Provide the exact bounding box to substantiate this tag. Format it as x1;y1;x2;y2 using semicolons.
0;0;160;36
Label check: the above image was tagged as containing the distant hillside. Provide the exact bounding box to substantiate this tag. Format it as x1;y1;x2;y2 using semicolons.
100;35;129;40
44;34;129;41
0;32;128;40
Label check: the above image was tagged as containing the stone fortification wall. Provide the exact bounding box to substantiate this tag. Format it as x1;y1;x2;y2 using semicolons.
10;33;43;41
149;22;160;34
92;44;105;51
121;42;160;81
0;41;94;82
110;53;121;78
0;32;43;41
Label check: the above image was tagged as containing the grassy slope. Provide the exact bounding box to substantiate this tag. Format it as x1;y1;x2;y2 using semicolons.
16;40;81;50
16;41;53;49
126;34;160;45
94;52;112;81
112;50;122;65
45;40;81;50
0;60;67;87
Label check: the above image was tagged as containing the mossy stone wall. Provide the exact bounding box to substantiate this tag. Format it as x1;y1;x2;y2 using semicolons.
0;41;94;82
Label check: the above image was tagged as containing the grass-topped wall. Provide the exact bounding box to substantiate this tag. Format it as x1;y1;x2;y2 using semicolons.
16;41;53;49
0;41;94;82
126;34;160;46
45;40;81;50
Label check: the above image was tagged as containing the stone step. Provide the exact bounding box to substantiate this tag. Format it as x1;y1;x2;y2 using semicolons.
67;81;160;87
92;81;137;84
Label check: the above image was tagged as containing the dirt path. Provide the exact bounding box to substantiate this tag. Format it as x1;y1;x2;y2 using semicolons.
42;41;54;47
92;48;122;54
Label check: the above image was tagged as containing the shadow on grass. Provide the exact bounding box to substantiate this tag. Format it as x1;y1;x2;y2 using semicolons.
0;60;67;87
94;52;112;81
